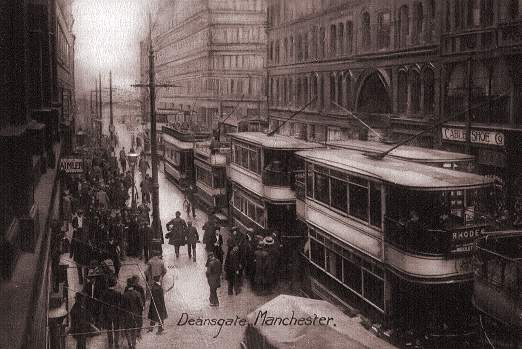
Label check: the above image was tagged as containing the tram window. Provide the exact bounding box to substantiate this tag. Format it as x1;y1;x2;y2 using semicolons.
306;166;314;197
363;271;384;309
326;249;343;281
255;207;265;226
349;182;369;222
314;172;330;205
343;258;362;293
249;151;259;173
370;183;382;227
310;239;325;268
331;178;348;213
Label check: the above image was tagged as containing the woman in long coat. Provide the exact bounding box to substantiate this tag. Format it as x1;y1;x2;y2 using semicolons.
148;276;167;334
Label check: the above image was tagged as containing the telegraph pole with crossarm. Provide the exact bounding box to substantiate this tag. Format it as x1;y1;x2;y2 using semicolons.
132;12;180;253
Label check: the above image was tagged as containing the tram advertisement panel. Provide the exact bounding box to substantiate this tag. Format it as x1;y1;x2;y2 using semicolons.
449;225;487;255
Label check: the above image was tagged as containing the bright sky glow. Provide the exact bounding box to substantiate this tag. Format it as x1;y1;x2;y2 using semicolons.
72;0;153;93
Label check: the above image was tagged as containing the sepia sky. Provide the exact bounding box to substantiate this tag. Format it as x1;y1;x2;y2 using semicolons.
72;0;155;94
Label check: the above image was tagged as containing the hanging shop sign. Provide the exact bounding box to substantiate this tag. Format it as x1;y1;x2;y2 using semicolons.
59;158;84;174
441;127;505;146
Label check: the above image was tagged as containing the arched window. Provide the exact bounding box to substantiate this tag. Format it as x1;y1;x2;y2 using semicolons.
296;78;302;105
362;12;371;50
410;70;421;114
338;23;344;55
357;72;391;114
304;32;309;60
330;24;337;56
398;70;408;113
467;0;476;27
275;40;280;63
288;77;295;104
398;5;409;48
337;73;344;107
283;78;288;105
377;11;391;49
289;36;294;60
481;0;494;26
297;34;303;61
510;0;520;19
312;27;318;58
303;78;309;104
412;3;423;44
330;73;336;108
275;78;280;105
345;74;352;109
319;27;326;58
346;21;353;54
284;38;288;62
423;68;435;114
311;74;318;109
319;75;324;110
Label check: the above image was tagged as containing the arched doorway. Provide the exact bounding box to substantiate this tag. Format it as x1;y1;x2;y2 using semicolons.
356;72;391;114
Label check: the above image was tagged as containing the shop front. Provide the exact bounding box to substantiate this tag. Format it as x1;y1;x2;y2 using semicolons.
441;126;522;227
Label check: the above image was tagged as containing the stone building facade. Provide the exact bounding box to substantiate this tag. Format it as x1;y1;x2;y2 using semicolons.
150;0;267;130
267;0;522;223
0;0;75;346
266;0;440;146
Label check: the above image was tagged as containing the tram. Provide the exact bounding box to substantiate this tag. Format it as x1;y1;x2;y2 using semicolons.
328;139;475;171
193;140;231;216
473;231;522;348
295;148;495;346
162;123;210;190
227;132;323;236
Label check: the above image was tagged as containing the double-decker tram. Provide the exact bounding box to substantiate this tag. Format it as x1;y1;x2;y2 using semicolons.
295;148;495;346
227;132;322;251
193;140;230;216
473;232;522;348
162;123;210;190
328;139;475;171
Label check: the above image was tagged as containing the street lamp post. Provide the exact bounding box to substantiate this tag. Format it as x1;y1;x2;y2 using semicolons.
127;144;139;210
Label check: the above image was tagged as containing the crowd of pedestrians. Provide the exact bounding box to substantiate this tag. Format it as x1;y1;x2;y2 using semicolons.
53;137;288;348
54;142;168;349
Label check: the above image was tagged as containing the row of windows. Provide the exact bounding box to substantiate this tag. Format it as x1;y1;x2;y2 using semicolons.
308;226;385;311
270;67;435;116
268;1;434;64
212;54;264;71
164;145;181;166
162;76;263;98
232;189;265;227
306;164;382;228
232;142;261;174
196;165;226;189
443;0;513;32
212;26;266;44
156;30;207;65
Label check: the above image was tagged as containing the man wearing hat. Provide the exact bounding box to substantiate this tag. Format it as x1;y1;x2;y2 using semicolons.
186;221;199;262
165;211;187;258
206;252;222;306
263;236;277;292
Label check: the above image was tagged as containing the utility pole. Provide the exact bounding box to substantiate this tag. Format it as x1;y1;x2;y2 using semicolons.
132;13;179;253
110;70;114;133
99;72;103;136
